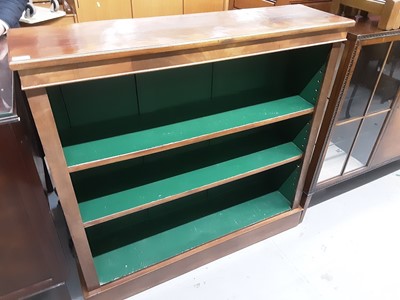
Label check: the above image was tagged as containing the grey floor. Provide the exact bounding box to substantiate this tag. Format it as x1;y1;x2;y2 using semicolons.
54;162;400;300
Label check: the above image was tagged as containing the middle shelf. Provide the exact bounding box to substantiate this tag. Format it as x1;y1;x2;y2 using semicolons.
71;118;310;227
79;142;301;227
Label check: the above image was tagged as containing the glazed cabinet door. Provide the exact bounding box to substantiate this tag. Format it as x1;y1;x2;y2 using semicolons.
316;40;400;185
75;0;132;22
370;41;400;166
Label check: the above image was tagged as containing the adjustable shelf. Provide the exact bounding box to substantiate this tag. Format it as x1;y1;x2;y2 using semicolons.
63;95;313;172
8;5;353;300
77;142;302;226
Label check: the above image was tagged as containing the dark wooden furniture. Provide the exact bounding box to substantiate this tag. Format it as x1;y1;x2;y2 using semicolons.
0;38;68;300
7;6;353;299
331;0;400;30
231;0;333;12
304;18;400;198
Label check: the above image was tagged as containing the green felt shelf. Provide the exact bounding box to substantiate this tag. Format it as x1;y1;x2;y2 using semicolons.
78;142;302;226
89;190;291;285
63;95;313;171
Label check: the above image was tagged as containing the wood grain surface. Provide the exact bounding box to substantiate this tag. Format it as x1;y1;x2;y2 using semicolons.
8;5;353;71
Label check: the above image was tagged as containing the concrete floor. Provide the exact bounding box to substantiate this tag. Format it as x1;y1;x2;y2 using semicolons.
49;163;400;300
126;167;400;300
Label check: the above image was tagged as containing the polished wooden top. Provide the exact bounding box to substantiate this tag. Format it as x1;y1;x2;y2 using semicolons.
8;5;353;71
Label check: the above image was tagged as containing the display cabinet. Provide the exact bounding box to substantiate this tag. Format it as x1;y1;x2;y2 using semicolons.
304;19;400;195
7;6;353;299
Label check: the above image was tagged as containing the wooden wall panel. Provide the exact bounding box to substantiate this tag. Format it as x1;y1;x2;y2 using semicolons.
76;0;132;22
132;0;183;18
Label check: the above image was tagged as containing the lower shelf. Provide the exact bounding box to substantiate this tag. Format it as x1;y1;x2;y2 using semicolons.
86;187;292;285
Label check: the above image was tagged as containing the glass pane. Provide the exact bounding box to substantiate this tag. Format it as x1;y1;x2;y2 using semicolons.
344;113;388;173
368;41;400;113
339;43;390;120
317;120;361;183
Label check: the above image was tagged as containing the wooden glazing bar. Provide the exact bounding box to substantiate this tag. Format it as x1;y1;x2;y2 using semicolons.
338;41;394;175
314;164;368;192
368;87;400;165
335;108;391;126
359;42;394;117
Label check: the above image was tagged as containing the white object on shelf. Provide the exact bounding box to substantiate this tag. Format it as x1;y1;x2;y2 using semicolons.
20;5;66;24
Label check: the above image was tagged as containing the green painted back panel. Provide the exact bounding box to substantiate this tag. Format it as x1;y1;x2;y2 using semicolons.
63;96;313;167
212;51;290;108
88;190;291;285
136;64;212;125
46;86;71;134
61;75;138;127
47;76;139;146
77;142;302;223
47;45;330;150
288;44;331;96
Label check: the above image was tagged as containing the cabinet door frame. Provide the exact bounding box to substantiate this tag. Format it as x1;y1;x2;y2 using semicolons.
305;29;400;194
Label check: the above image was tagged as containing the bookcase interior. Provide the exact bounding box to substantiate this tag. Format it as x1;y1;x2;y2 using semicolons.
45;43;331;285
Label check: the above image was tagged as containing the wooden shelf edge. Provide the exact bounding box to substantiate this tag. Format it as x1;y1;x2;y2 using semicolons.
82;153;303;228
83;208;302;300
67;106;313;173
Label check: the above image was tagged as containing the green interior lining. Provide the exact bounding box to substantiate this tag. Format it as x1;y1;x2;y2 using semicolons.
72;117;310;224
44;44;332;286
86;164;298;285
63;96;313;168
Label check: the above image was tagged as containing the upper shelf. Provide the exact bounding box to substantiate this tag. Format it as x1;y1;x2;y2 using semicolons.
7;5;354;90
64;95;313;172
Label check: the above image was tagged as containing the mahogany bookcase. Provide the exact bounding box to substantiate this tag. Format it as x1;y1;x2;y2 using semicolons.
7;6;353;299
